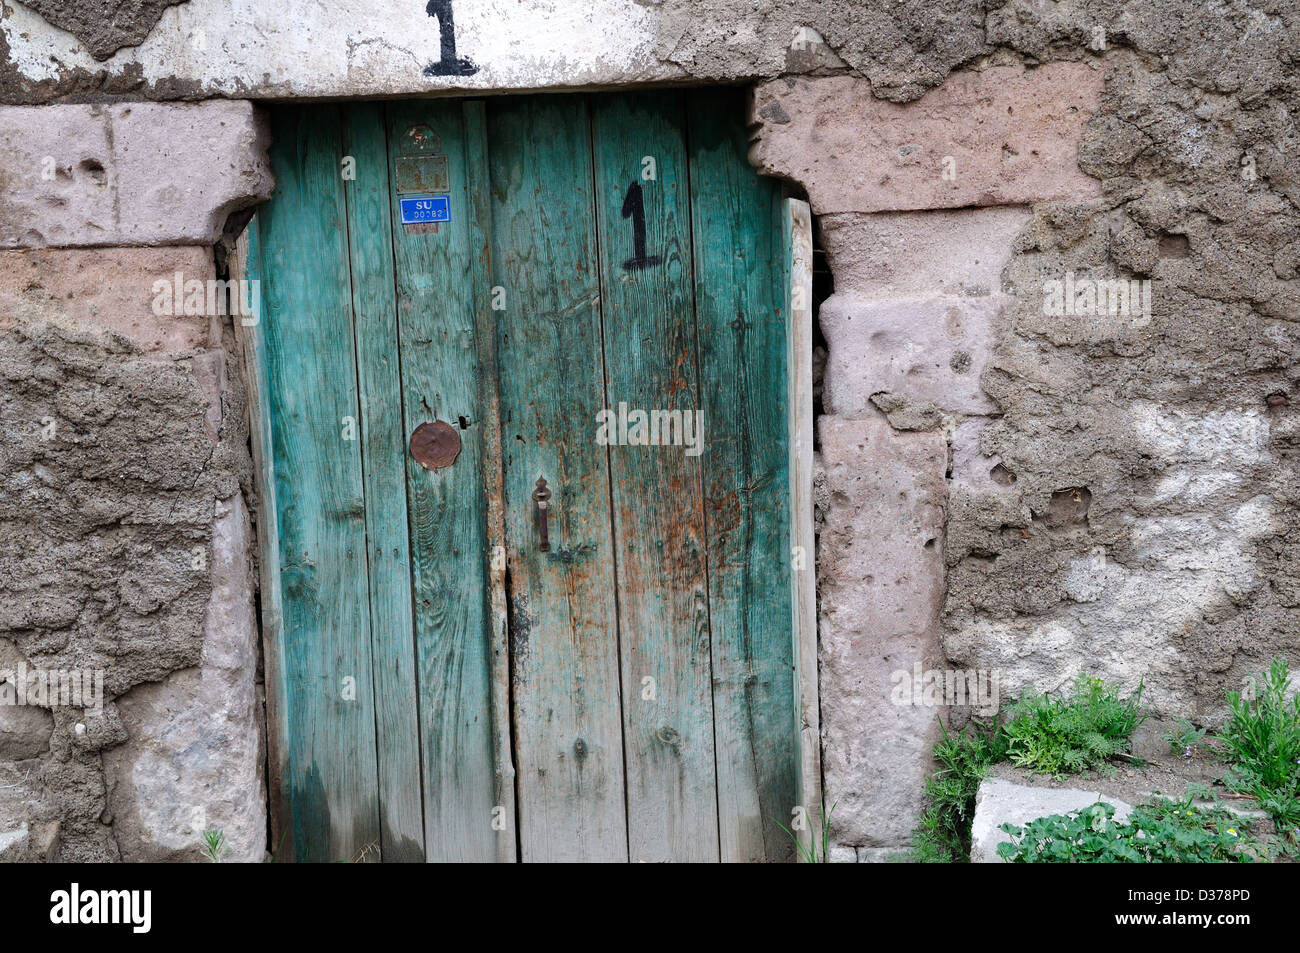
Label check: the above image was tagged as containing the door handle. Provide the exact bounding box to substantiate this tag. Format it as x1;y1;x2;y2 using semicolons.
532;477;551;552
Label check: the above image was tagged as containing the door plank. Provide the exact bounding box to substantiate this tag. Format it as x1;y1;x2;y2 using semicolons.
463;100;519;863
487;96;629;862
341;104;426;862
230;218;293;858
687;88;799;862
385;101;498;862
591;92;720;862
259;105;382;862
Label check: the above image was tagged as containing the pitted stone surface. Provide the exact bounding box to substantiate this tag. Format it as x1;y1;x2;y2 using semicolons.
0;102;272;248
818;416;947;846
820;294;1004;420
750;64;1104;214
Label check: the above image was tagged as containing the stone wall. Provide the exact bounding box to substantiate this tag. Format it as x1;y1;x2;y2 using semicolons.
0;102;270;860
0;0;1296;862
749;24;1299;857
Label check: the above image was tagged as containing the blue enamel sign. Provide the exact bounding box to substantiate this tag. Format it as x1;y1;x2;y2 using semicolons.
400;194;451;225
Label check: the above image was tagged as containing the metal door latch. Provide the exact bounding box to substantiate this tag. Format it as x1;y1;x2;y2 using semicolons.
532;477;551;552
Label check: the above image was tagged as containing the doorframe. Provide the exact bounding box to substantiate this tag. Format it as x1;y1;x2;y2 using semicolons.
785;198;823;860
230;98;823;863
229;221;291;850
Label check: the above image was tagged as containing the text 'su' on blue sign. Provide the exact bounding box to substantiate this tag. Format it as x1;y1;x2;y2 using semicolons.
400;194;451;225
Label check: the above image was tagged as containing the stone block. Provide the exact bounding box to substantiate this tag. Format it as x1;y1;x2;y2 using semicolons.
817;415;947;846
102;493;265;862
751;64;1103;214
820;207;1031;298
856;846;902;862
0;102;272;248
0;247;213;351
820;293;1003;418
0;701;53;760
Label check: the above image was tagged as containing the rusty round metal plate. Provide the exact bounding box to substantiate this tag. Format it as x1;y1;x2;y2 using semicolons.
409;420;461;471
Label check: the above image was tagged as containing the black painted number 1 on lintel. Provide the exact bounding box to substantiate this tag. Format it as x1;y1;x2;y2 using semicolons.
621;182;661;271
424;0;478;76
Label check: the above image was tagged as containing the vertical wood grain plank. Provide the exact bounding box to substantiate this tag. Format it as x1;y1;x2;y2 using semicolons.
341;103;426;862
687;88;799;862
231;217;293;860
385;101;498;862
591;91;720;863
785;197;823;861
259;105;381;862
487;95;629;862
463;99;519;863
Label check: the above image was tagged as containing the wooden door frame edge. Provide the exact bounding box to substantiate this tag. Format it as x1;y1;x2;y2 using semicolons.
231;219;293;861
786;198;824;861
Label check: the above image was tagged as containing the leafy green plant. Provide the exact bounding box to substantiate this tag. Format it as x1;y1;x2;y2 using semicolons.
910;718;1008;863
1185;781;1215;801
1163;718;1208;757
199;828;226;863
1003;673;1147;775
996;797;1262;863
1215;658;1300;850
1217;658;1300;792
1246;781;1300;840
910;673;1149;862
776;802;835;862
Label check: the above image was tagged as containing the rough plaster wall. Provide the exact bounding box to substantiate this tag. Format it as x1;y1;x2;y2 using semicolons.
0;244;262;862
0;100;272;861
0;0;1295;861
946;40;1300;718
20;0;190;60
744;2;1300;854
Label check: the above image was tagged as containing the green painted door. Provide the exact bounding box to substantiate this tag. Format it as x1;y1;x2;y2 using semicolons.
248;90;798;863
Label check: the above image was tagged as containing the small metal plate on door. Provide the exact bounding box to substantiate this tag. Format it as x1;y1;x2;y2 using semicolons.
400;194;451;225
395;155;450;195
409;420;461;470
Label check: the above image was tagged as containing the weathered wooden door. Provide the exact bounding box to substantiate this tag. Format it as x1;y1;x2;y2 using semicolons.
245;90;804;863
